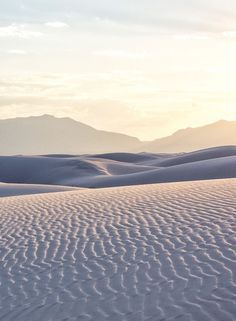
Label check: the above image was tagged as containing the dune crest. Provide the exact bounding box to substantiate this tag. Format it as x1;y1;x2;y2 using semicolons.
0;146;236;189
0;183;78;197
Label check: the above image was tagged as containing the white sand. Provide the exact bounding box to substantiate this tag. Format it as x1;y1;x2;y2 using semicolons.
0;146;236;188
0;178;236;320
0;183;79;197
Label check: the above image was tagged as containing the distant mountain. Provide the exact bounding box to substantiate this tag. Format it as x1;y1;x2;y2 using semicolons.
0;115;236;155
0;115;141;155
142;120;236;153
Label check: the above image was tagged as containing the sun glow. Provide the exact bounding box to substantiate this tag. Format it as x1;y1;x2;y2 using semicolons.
1;1;236;139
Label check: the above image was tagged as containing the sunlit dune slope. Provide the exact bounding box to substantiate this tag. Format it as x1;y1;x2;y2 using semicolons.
0;179;236;320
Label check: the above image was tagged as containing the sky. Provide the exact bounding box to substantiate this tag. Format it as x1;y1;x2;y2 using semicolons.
1;0;236;140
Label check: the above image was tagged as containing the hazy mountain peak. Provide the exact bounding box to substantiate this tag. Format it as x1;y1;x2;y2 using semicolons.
0;115;140;155
0;115;235;155
141;119;236;153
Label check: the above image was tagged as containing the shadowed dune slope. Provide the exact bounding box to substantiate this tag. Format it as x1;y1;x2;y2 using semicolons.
0;146;236;188
0;183;78;197
1;179;236;320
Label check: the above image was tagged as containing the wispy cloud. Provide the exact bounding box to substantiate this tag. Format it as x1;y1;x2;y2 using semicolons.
93;50;150;59
45;21;69;28
1;1;236;139
222;30;236;38
173;33;209;41
0;24;43;38
7;49;27;55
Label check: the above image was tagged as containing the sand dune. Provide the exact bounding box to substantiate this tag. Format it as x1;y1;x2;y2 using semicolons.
157;145;236;167
92;152;159;163
1;179;236;320
0;183;78;197
82;153;236;188
0;146;236;188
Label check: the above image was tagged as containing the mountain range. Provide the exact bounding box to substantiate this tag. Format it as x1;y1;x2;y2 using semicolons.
144;119;236;153
0;115;140;155
0;115;235;155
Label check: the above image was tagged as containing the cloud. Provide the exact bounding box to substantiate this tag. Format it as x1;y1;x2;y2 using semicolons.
173;33;209;41
222;30;236;38
45;21;69;28
0;24;43;38
1;1;236;38
7;49;27;55
93;50;150;59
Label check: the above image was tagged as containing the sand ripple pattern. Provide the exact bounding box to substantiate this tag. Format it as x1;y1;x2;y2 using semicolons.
1;179;236;320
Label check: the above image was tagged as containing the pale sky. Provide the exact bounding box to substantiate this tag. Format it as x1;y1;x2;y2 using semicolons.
1;0;236;140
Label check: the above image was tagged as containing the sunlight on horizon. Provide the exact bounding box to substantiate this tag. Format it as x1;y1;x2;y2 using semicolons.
1;0;236;139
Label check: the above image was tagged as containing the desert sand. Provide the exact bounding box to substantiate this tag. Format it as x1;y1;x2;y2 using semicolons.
0;178;236;320
0;183;78;197
0;146;236;189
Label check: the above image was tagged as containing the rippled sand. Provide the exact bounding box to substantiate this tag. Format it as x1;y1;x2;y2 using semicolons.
1;179;236;320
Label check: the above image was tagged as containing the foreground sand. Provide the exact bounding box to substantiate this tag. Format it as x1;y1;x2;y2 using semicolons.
0;179;236;320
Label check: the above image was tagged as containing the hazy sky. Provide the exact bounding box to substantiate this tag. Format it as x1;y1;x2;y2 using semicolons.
1;0;236;139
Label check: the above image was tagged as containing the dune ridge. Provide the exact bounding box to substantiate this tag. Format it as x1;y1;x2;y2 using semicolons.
0;183;79;197
0;146;236;189
1;179;236;320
